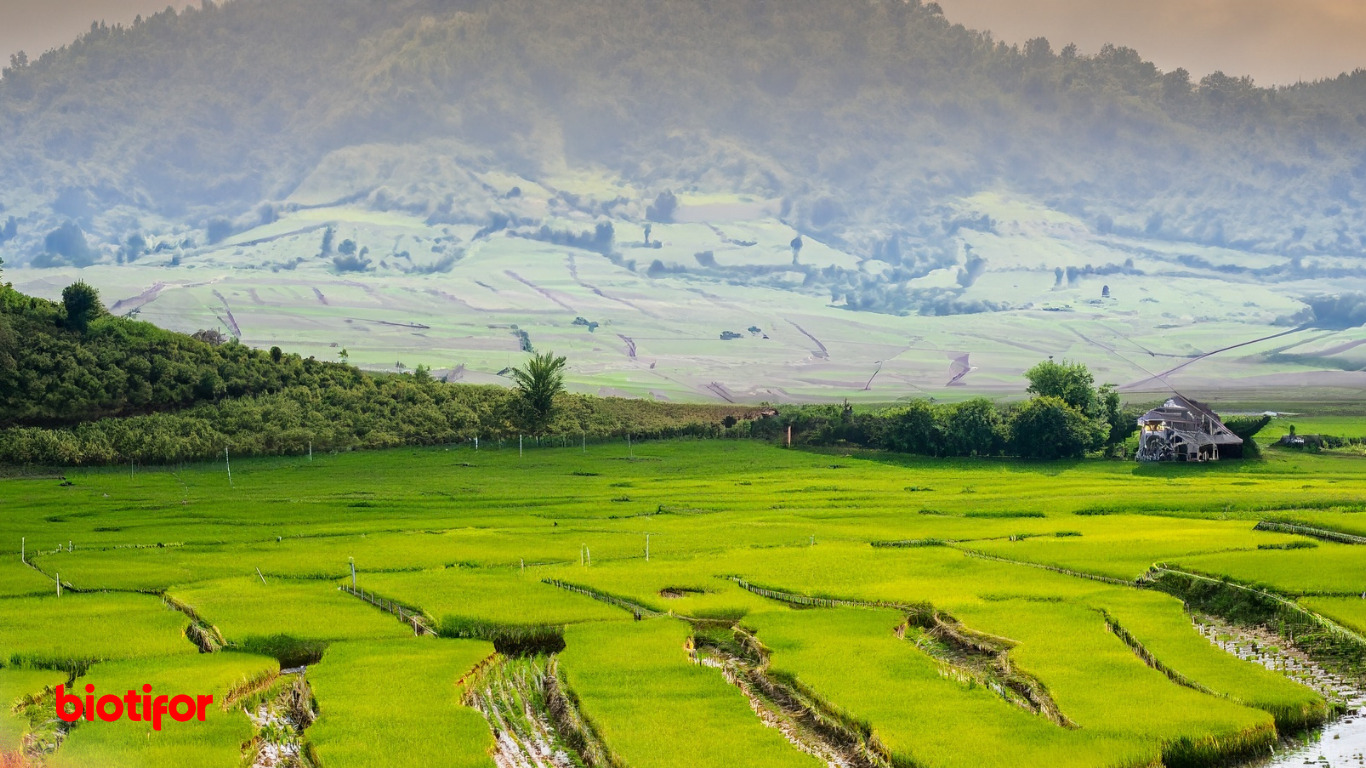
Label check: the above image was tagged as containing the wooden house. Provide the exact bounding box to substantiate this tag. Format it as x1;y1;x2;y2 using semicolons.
1135;395;1243;461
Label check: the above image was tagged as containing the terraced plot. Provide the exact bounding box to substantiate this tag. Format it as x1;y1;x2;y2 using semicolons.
1;440;1362;768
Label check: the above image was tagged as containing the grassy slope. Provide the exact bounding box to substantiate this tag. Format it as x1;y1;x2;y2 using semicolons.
10;192;1366;404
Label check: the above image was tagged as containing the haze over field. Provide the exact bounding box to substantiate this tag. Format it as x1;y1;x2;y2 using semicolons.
2;0;1366;401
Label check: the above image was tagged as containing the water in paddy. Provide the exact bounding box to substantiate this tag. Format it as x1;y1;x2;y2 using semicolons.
1253;711;1365;768
1197;619;1366;767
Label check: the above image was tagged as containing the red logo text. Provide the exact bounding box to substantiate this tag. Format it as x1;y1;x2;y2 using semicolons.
56;684;214;731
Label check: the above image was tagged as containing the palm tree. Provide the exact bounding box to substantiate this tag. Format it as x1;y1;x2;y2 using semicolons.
511;351;567;432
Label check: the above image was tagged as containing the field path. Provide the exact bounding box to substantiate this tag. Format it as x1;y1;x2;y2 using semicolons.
566;255;658;317
109;281;168;315
506;270;575;312
1122;327;1309;389
788;321;829;360
706;382;737;402
212;290;242;338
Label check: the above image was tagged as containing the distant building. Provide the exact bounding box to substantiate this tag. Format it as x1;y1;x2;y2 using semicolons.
1136;395;1243;461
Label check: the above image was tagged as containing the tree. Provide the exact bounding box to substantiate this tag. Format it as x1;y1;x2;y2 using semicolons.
790;235;804;265
1008;397;1103;459
61;281;104;332
320;226;335;257
1097;384;1134;446
880;400;943;455
269;346;284;363
338;239;357;256
943;397;1004;456
510;351;567;433
1024;359;1097;416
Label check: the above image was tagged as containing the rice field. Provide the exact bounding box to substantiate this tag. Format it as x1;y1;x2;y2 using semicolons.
559;619;823;768
306;639;496;768
47;653;277;768
2;440;1364;767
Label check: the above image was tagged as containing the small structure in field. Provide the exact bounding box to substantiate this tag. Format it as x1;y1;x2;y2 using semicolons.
1136;395;1243;461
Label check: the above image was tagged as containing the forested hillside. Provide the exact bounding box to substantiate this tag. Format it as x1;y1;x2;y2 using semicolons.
0;282;753;464
1;0;1363;270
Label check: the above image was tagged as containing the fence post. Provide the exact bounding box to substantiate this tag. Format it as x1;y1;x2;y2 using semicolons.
56;573;61;598
20;537;24;564
225;448;233;488
350;558;356;589
519;435;523;457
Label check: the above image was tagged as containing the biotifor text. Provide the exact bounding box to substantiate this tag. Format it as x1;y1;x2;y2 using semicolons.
56;684;214;731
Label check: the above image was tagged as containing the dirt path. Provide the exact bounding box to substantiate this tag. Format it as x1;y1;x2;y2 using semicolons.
211;290;242;338
1123;327;1309;389
506;271;575;312
617;334;637;359
109;281;168;315
788;321;829;360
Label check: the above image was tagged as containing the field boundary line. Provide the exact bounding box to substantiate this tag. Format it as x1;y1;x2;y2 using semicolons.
1254;520;1366;545
339;584;436;635
1144;566;1366;646
1097;609;1217;696
950;546;1136;586
541;578;663;618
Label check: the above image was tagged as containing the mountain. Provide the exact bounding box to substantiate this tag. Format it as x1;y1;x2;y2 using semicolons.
2;0;1366;401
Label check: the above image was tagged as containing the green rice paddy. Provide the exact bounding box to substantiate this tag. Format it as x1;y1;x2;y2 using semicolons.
2;439;1364;767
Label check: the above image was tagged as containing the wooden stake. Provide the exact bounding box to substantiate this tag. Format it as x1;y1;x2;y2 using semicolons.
56;573;61;598
645;534;650;562
20;537;24;564
308;441;313;461
256;567;267;585
349;558;356;589
519;435;523;457
225;448;233;488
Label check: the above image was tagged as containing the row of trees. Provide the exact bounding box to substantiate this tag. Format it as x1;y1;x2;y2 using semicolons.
758;360;1136;459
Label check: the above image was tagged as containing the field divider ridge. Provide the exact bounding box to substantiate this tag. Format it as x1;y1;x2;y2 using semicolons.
950;545;1137;586
339;584;436;635
1143;566;1366;647
1253;520;1366;545
1096;609;1217;695
541;578;663;618
727;577;1079;728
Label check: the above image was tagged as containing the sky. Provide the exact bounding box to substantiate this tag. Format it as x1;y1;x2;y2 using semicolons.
938;0;1366;85
1;0;1364;85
